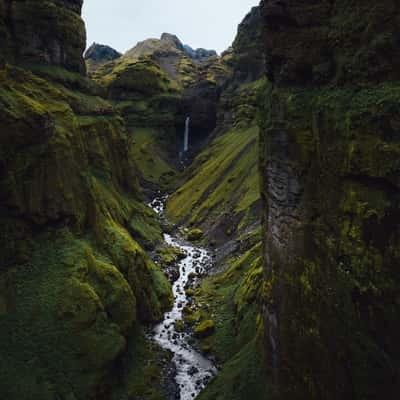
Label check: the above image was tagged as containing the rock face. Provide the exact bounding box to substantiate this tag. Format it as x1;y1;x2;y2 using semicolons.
0;0;86;72
91;33;231;147
183;44;217;60
166;6;265;242
231;6;264;83
84;42;121;73
0;2;171;399
217;6;265;129
262;0;400;86
259;1;400;399
85;43;121;62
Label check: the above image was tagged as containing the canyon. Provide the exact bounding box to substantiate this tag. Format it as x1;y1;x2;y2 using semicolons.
0;1;399;400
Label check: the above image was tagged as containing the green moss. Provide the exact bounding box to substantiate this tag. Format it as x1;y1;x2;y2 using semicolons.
260;80;400;398
157;245;186;266
194;320;215;338
1;0;86;73
128;127;180;190
175;320;185;332
187;228;204;241
197;337;271;400
0;63;173;399
111;327;171;400
193;236;269;400
99;58;175;96
166;126;260;235
183;305;198;325
129;201;163;250
0;232;129;399
193;241;262;362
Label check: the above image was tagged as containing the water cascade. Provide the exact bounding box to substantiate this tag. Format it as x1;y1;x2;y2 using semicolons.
183;116;190;153
149;197;217;400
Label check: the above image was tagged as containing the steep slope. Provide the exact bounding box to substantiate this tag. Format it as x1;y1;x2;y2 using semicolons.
166;6;265;241
0;3;172;399
259;1;400;399
163;7;271;400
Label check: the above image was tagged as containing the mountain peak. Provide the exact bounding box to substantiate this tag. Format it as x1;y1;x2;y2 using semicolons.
160;33;185;51
84;43;121;62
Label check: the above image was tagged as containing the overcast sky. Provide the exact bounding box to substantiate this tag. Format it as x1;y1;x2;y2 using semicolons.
82;0;259;55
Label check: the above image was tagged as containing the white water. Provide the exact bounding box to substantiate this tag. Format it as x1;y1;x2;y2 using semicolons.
149;198;217;400
184;116;190;153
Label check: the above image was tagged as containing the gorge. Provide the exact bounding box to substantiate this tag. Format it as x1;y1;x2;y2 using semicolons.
0;1;399;400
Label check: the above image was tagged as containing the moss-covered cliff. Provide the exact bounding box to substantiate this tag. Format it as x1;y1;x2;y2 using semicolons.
0;0;86;72
259;1;400;398
0;3;172;399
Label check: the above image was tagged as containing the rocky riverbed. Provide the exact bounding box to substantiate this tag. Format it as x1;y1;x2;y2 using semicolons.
149;198;217;400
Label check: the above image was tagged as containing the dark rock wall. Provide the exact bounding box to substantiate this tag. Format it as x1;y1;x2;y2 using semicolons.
259;0;400;399
232;6;264;83
0;0;86;72
217;6;265;129
85;42;121;62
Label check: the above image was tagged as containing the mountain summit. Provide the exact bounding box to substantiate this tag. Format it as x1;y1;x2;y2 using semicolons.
125;33;217;61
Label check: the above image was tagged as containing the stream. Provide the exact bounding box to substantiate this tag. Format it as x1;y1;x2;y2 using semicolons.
149;197;217;400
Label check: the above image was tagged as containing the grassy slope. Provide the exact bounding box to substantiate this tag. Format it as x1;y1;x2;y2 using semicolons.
194;233;272;400
165;125;260;241
129;127;181;192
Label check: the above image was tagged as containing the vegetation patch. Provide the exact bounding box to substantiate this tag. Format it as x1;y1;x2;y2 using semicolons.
187;228;204;241
194;319;215;338
166;125;260;241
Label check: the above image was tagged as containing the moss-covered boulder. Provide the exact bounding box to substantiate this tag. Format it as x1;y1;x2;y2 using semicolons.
187;228;204;241
175;319;185;332
194;320;215;338
157;245;186;266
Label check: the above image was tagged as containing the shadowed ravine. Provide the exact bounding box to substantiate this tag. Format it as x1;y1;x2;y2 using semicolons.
149;198;217;399
1;1;399;399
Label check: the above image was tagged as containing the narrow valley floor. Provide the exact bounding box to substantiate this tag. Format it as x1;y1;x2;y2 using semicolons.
149;197;217;400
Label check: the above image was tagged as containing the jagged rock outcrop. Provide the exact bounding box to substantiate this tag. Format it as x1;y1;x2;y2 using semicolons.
217;6;265;129
231;6;264;83
183;44;217;60
85;43;121;62
84;42;121;74
0;0;86;72
125;33;185;61
259;1;400;399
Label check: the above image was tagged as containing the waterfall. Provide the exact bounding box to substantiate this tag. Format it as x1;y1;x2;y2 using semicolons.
183;116;190;153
